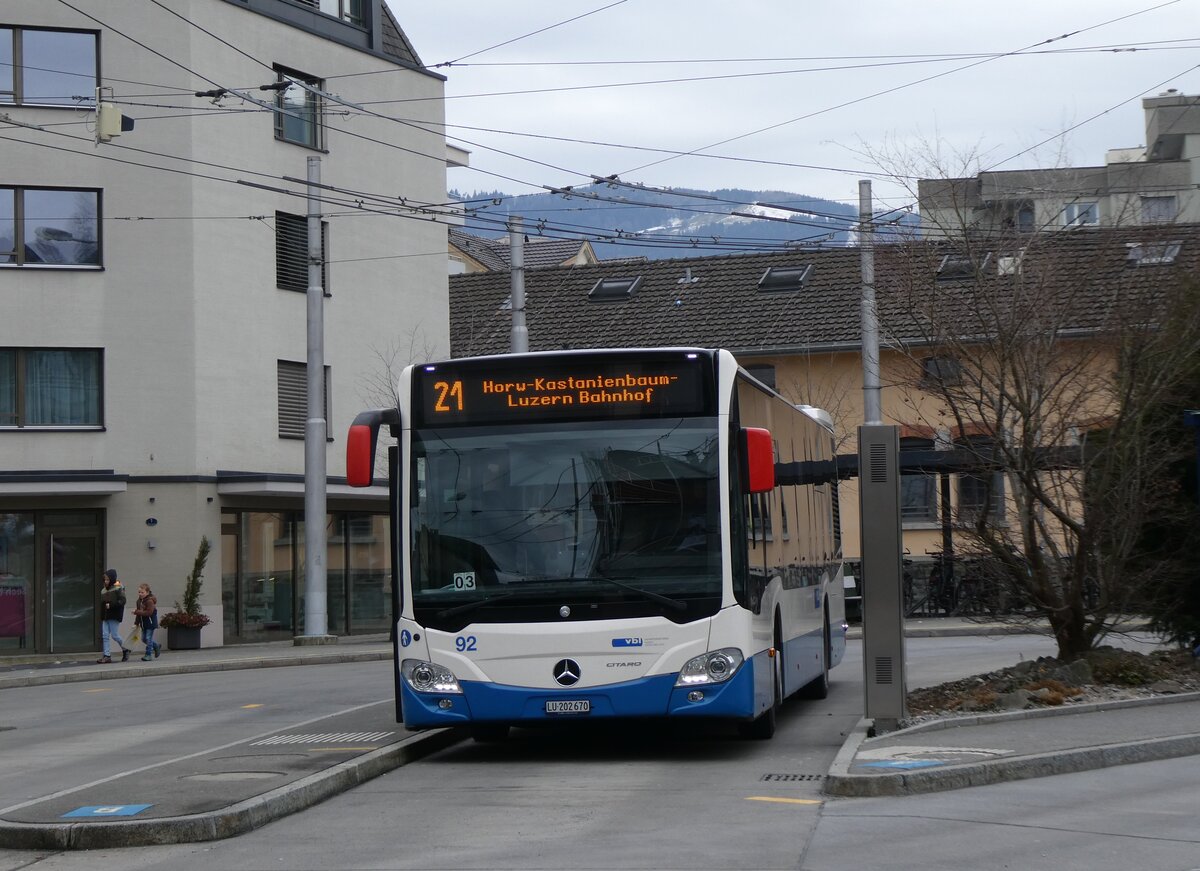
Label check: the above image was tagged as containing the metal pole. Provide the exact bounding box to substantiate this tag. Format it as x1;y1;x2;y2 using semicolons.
860;180;882;425
509;215;528;353
301;155;331;643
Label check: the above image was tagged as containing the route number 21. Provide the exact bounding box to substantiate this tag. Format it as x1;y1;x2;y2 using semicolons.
434;380;464;412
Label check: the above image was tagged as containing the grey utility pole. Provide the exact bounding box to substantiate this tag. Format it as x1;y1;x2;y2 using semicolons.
859;179;882;425
856;178;906;731
299;155;333;645
509;215;528;353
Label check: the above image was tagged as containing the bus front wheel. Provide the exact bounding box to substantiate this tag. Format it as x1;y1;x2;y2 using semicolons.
739;627;782;740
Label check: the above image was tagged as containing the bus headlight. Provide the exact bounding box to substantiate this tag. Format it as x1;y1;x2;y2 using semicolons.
675;648;744;686
402;659;463;694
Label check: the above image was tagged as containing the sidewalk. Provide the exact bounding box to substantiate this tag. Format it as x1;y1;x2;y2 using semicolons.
0;633;394;691
2;621;1197;848
825;691;1200;797
829;618;1200;798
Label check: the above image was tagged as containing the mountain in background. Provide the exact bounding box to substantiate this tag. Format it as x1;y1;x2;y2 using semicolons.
449;185;869;261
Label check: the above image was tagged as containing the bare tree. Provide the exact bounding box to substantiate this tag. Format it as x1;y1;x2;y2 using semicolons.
357;325;443;411
880;227;1200;659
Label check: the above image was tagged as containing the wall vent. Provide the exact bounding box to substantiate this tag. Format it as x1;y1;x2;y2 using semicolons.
874;656;894;685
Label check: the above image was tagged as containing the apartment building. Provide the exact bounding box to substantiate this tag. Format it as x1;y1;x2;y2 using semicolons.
919;91;1200;235
1;0;449;654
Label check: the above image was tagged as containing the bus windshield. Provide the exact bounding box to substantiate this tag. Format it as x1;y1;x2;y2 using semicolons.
410;418;721;625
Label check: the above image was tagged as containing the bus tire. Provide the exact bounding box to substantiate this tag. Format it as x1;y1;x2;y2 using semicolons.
470;723;510;743
739;622;782;740
799;615;831;700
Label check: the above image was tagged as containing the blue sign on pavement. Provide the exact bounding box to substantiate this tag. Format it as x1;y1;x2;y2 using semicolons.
858;760;944;770
62;804;152;818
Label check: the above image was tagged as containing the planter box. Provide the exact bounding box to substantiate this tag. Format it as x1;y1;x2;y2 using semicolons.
166;625;202;650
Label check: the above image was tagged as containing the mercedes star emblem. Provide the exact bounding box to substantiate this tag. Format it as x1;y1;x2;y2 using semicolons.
553;658;581;686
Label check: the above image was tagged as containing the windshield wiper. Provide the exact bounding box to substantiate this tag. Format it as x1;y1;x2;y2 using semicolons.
435;592;515;620
587;574;688;612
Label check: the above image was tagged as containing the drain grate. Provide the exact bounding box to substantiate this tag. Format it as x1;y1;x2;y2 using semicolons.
250;731;395;746
760;773;826;782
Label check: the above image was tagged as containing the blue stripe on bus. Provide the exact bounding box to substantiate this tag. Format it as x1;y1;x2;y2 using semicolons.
399;657;762;728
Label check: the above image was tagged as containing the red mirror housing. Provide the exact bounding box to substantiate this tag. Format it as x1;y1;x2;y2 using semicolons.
346;423;377;487
346;408;399;487
742;427;775;493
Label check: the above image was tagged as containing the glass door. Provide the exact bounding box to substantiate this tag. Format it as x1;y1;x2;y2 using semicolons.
40;530;99;653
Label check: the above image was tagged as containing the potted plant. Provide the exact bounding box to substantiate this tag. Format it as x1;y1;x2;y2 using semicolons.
160;536;212;650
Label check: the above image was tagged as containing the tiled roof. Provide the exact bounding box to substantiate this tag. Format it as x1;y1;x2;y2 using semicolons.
449;225;1200;358
449;229;594;271
380;3;421;67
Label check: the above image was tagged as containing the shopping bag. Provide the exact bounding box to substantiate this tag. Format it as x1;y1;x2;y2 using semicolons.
128;626;140;644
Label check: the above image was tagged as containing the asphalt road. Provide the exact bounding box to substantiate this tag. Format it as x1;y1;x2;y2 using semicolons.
0;632;1189;871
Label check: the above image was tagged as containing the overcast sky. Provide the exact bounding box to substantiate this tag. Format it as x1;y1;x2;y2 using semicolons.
387;0;1199;211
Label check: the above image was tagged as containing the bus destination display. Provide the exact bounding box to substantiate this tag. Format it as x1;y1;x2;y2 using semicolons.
413;355;711;425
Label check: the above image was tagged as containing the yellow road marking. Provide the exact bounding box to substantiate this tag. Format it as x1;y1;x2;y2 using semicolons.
307;747;379;752
241;704;264;709
745;796;822;805
83;688;112;693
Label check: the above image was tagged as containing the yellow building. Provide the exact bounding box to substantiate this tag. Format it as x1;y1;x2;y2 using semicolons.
449;224;1200;596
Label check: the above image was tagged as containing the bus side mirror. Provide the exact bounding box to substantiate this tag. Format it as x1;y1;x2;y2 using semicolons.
741;427;775;493
346;409;400;487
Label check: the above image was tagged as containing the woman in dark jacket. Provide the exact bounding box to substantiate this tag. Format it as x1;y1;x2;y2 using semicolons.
98;569;132;663
133;583;161;661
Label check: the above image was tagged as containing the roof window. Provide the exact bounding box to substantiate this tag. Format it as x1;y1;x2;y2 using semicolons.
588;276;642;302
937;252;991;280
1126;241;1182;266
996;249;1025;276
757;264;813;292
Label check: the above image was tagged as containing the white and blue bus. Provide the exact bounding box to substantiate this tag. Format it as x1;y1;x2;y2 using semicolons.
347;348;845;739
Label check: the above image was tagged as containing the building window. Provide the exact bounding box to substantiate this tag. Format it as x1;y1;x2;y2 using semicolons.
1001;202;1034;232
275;211;329;293
921;356;963;387
274;68;323;149
1141;195;1177;224
0;28;97;106
956;438;1004;522
900;437;937;522
588;276;641;302
295;0;366;25
0;187;100;267
937;252;990;280
1063;202;1098;227
0;348;102;427
277;360;330;439
1126;240;1183;266
744;364;776;389
757;264;813;292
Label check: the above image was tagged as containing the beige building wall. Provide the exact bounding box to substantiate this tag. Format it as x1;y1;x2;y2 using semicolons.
1;0;447;648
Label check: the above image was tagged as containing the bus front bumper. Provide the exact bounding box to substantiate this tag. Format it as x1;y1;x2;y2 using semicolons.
400;657;761;728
